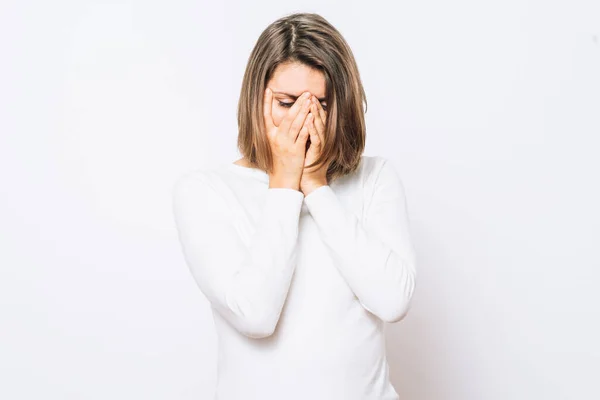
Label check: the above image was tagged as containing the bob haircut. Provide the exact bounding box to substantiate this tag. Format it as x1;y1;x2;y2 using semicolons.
236;12;367;183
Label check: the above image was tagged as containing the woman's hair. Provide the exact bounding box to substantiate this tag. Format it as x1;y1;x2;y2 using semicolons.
236;12;367;182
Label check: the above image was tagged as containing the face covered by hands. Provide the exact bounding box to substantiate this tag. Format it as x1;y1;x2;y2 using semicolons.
265;61;331;196
300;93;330;196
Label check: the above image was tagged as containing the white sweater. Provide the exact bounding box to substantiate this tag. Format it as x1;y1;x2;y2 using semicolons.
172;155;417;400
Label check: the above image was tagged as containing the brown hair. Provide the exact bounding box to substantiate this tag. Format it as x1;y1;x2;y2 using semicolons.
236;12;367;183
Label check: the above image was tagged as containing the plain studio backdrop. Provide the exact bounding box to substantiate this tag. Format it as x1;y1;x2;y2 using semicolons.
1;1;599;399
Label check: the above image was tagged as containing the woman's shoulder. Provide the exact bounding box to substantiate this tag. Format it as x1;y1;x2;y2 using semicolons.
359;154;388;175
337;154;389;187
172;161;262;210
355;154;406;196
172;163;230;203
173;167;214;190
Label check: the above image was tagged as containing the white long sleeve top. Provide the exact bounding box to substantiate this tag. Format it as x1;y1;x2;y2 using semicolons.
172;154;417;400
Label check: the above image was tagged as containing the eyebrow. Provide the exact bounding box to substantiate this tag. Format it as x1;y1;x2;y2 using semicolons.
271;91;326;102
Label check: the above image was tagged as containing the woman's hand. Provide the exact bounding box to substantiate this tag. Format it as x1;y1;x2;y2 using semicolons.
300;95;330;196
263;88;311;191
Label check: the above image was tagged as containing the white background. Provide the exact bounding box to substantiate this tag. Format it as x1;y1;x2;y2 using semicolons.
1;1;599;399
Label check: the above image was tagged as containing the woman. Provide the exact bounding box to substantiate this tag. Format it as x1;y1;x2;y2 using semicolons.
172;12;417;400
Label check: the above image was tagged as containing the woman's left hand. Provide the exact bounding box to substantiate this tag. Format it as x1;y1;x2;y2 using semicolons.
301;95;330;196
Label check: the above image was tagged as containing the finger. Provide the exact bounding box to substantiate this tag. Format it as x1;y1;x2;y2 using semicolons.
310;102;326;144
288;93;312;141
295;125;310;150
313;96;327;123
305;119;319;169
263;88;275;132
307;113;321;148
279;92;311;135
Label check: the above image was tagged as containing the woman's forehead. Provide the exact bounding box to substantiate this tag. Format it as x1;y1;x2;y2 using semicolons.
270;90;327;102
268;62;326;99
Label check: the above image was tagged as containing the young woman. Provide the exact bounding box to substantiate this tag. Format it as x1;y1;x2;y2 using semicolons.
173;12;417;400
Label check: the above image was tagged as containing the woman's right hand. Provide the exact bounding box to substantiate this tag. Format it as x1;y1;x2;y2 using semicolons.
263;88;311;191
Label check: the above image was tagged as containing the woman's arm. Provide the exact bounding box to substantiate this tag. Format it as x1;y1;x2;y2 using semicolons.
172;174;304;338
303;157;417;323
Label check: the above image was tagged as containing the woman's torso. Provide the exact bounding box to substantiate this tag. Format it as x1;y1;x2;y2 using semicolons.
195;155;399;400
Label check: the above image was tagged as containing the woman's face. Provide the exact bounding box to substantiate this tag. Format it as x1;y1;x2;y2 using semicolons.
266;61;327;128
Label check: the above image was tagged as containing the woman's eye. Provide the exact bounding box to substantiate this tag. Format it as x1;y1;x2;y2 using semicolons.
277;100;327;110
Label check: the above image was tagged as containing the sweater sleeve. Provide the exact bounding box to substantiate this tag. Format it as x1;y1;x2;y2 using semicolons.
303;158;417;323
172;174;305;338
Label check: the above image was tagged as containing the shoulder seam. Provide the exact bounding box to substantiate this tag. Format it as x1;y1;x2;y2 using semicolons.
371;156;389;187
362;156;389;219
